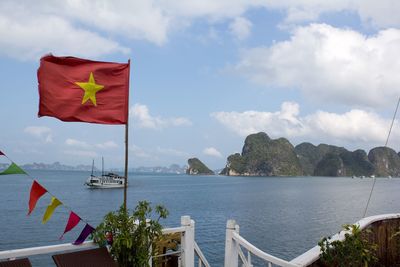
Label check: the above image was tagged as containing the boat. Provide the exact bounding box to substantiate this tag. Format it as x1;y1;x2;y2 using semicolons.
85;158;126;189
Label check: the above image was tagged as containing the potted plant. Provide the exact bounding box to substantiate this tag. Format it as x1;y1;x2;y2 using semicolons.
93;200;169;267
318;224;377;267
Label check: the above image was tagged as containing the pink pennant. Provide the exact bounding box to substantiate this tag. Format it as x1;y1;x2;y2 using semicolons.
60;211;81;239
28;181;47;215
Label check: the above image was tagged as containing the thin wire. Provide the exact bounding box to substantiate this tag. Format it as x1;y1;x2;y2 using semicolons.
363;96;400;218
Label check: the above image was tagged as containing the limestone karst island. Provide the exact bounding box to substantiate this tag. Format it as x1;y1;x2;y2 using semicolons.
188;132;400;177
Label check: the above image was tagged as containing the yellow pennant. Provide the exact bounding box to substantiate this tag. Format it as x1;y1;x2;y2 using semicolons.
42;197;62;224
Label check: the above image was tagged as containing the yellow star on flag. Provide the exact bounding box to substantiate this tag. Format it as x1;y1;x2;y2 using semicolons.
75;72;104;106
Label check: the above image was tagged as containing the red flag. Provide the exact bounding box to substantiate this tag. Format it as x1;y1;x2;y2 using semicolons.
28;180;47;215
38;55;130;124
60;211;81;239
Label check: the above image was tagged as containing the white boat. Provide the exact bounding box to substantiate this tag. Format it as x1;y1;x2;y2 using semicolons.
85;158;126;189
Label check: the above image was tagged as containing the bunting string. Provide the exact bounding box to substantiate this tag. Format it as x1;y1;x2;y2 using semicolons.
0;149;95;244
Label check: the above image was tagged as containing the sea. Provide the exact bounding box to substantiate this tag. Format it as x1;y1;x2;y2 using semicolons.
1;171;400;266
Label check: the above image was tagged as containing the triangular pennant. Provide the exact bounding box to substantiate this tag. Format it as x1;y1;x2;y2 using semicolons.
60;211;81;239
42;197;62;224
28;181;47;215
0;150;4;156
0;162;26;175
73;224;95;245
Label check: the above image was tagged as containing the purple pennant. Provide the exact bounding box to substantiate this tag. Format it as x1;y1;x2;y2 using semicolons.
73;224;95;245
0;150;4;156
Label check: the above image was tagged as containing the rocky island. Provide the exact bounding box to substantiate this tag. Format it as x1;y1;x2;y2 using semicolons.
220;132;400;177
186;158;214;175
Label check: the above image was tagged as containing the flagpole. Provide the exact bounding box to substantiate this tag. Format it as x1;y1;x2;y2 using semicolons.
123;59;131;211
124;121;128;211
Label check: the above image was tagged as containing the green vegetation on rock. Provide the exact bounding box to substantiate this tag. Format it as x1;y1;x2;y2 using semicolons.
222;132;303;176
219;132;400;177
186;158;214;175
368;147;400;177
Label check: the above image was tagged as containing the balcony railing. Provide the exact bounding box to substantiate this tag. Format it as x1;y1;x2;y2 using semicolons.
0;215;209;267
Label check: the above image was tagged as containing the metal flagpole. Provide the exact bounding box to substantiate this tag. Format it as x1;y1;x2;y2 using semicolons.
124;122;128;211
123;59;131;211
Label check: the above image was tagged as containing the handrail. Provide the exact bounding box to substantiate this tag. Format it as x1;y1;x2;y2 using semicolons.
232;232;299;267
194;241;211;267
0;241;97;260
290;213;400;266
0;220;192;262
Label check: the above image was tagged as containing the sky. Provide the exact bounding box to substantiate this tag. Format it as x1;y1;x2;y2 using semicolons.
1;0;400;170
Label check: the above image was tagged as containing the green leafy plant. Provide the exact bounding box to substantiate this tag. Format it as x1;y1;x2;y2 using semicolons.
92;201;169;267
318;224;377;267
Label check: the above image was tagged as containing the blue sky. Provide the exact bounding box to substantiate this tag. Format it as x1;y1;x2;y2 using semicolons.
1;1;400;170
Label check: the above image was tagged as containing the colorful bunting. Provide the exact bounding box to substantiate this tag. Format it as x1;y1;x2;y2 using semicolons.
42;197;62;224
0;162;26;175
73;224;95;245
0;149;95;244
60;211;81;239
28;181;47;215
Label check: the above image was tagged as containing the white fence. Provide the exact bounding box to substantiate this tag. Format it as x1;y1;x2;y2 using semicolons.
224;220;300;267
0;215;209;267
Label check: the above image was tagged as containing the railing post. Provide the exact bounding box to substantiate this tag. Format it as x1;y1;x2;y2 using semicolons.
225;219;239;267
181;216;194;267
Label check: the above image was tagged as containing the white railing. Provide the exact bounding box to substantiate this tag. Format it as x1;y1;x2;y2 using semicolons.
224;220;300;267
0;215;210;267
290;213;400;266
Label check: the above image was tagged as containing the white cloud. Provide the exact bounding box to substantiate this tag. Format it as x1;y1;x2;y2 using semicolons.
212;101;399;148
66;139;118;150
96;141;119;149
130;104;192;129
0;8;129;60
1;1;400;60
130;145;188;160
65;138;89;148
234;24;400;108
156;147;189;157
229;17;252;40
130;145;152;159
63;150;98;158
203;147;223;158
24;126;52;143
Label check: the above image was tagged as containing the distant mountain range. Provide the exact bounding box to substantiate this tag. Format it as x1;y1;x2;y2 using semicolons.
131;164;187;174
0;162;98;171
0;162;187;174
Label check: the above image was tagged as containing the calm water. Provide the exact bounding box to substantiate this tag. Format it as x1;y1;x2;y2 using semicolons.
1;171;400;266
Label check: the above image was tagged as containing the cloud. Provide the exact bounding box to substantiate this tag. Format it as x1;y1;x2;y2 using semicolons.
156;147;189;157
1;1;400;60
229;17;252;40
233;23;400;108
130;145;188;160
212;101;399;148
96;141;119;149
63;150;98;158
65;138;89;148
130;145;152;159
130;103;192;129
66;138;118;150
0;8;129;60
203;147;223;158
24;126;52;143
